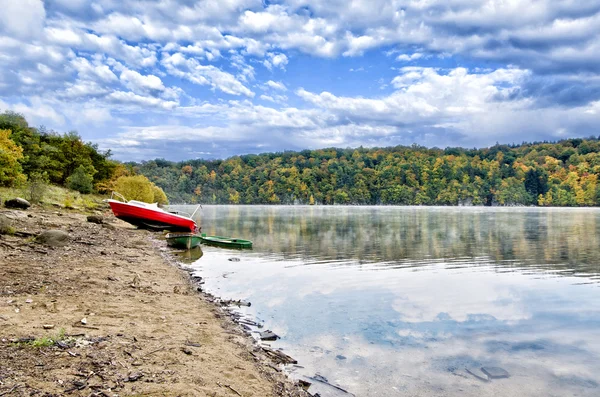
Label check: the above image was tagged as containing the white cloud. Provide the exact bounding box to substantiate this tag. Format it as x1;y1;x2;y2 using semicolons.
162;52;254;97
0;97;64;125
71;57;118;83
107;91;178;110
265;80;287;91
120;69;165;93
397;53;424;62
0;0;46;39
263;52;289;70
1;0;600;161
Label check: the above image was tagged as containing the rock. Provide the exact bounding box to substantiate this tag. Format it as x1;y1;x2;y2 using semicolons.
2;210;28;220
36;230;70;247
86;215;104;224
127;372;144;382
4;197;31;209
181;347;193;355
466;368;490;382
0;214;11;234
81;318;87;325
481;367;510;379
259;330;279;341
43;324;55;330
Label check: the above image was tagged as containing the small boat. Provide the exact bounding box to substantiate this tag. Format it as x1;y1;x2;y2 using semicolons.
166;233;202;249
200;234;253;249
105;192;199;233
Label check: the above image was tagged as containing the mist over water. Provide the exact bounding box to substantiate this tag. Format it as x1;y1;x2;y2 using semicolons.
174;205;600;396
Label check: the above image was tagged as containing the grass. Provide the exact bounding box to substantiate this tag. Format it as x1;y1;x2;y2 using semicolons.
15;328;67;348
0;185;106;212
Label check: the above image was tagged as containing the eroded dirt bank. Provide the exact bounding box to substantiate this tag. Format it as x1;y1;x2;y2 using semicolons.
0;205;308;397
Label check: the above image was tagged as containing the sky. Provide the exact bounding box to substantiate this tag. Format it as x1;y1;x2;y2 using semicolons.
1;0;600;161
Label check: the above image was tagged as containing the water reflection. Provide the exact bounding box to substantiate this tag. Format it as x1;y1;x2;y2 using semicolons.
173;205;600;280
176;206;600;396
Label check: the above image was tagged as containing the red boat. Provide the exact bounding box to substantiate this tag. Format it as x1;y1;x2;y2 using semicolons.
106;192;198;233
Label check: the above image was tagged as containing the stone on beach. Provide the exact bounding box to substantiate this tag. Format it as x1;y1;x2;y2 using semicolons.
259;330;279;341
4;198;31;209
481;366;510;379
86;215;104;224
0;214;11;234
36;230;70;247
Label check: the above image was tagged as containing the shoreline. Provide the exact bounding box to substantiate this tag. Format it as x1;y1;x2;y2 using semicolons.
0;204;310;397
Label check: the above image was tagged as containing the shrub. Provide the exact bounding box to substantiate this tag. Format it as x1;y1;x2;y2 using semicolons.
64;195;74;209
27;172;49;204
152;184;169;205
114;175;155;203
67;165;94;194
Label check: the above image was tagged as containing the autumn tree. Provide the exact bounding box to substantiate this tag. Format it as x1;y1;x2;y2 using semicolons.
0;129;26;187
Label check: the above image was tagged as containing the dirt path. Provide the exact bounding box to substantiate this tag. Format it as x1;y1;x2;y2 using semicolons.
0;206;308;397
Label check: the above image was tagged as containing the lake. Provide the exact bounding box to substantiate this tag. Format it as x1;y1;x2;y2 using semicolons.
174;205;600;396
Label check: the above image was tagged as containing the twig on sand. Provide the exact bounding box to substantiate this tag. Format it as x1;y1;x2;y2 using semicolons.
139;347;165;359
217;382;243;396
72;324;100;330
0;384;23;396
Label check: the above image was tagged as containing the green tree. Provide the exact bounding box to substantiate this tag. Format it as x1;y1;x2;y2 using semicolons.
494;177;532;205
67;165;95;194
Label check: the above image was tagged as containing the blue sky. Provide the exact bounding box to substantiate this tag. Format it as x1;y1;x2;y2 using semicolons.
1;0;600;161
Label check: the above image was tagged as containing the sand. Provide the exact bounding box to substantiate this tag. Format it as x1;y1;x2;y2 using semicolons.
0;205;309;397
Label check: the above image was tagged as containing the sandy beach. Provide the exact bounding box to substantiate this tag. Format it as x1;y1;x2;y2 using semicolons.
0;204;309;397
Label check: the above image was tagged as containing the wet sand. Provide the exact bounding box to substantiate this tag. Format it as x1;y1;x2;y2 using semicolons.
0;205;309;397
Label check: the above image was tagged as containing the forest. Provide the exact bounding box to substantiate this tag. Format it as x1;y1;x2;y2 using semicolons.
0;111;166;204
2;111;600;207
134;136;600;206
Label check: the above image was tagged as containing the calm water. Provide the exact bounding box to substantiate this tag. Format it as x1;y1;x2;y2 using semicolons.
175;205;600;396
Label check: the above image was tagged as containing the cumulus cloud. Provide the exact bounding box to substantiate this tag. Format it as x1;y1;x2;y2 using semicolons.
263;52;289;70
265;80;287;91
162;52;254;97
119;69;165;93
0;0;46;39
106;91;178;110
1;0;599;160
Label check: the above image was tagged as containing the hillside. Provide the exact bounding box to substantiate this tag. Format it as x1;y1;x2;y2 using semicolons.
134;138;600;206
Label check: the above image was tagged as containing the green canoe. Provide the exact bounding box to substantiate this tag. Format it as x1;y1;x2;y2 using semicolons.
200;234;253;249
166;233;202;249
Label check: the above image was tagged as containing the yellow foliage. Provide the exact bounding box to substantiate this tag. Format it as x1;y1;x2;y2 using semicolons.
0;129;26;187
152;184;169;205
228;189;240;204
114;175;155;203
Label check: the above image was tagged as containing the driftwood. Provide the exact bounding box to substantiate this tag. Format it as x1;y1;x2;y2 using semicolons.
217;382;242;396
261;347;297;364
308;375;355;396
13;230;36;238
